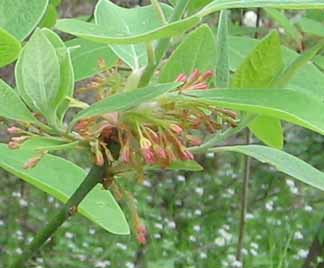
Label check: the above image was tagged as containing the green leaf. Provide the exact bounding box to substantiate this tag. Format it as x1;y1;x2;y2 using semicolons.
216;10;230;88
188;88;324;136
41;29;75;122
265;8;302;43
51;0;61;7
15;29;62;124
147;160;203;171
228;35;324;100
0;79;37;123
66;38;118;81
159;25;217;82
249;116;283;149
0;27;21;67
199;0;324;17
298;17;324;37
71;82;180;125
169;160;203;171
20;137;78;151
0;0;49;40
0;144;129;234
232;31;284;88
211;145;324;191
39;4;58;28
273;39;324;88
55;0;200;45
94;0;197;70
231;31;284;149
314;55;324;71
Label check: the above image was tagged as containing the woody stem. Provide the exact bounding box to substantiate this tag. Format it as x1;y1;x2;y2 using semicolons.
9;164;105;268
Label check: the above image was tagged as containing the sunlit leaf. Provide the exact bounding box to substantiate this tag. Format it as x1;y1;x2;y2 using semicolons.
0;144;129;234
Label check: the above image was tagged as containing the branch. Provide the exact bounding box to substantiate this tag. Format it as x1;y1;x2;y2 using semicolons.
9;164;106;268
302;217;324;268
236;129;252;264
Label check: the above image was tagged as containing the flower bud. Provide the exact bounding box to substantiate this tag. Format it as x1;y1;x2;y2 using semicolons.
169;124;183;134
7;127;21;134
180;150;194;161
142;148;155;164
136;224;148;245
121;146;130;163
187;135;202;146
201;70;214;81
193;82;208;90
8;141;20;149
187;69;201;83
176;73;187;83
11;136;28;143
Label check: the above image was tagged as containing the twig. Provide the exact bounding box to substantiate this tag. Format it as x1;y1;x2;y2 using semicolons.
302;217;324;268
9;164;106;268
235;129;252;264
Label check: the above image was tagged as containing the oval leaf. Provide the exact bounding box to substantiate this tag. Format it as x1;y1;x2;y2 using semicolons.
0;0;49;40
15;29;61;124
41;28;75;122
55;1;200;45
0;143;129;235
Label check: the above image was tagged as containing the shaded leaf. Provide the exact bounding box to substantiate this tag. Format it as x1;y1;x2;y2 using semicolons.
249;116;283;149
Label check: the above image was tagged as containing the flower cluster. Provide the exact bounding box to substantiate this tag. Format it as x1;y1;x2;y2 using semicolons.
72;69;237;174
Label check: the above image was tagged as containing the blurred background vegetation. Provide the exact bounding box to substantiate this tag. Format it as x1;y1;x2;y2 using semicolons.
0;1;324;268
